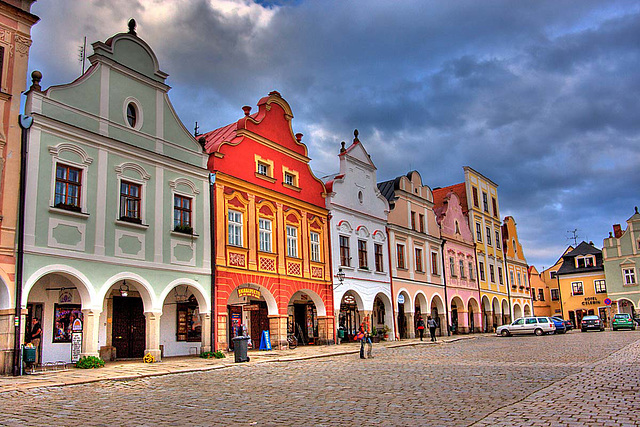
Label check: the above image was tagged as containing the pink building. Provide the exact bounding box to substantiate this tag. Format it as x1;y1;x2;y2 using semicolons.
434;188;482;333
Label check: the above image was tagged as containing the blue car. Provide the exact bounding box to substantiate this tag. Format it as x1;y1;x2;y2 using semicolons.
550;317;567;334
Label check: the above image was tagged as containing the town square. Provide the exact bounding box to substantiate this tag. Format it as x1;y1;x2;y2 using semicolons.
0;1;639;426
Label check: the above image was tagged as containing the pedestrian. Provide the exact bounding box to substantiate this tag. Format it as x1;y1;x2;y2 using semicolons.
30;317;42;364
427;315;437;342
416;316;425;341
357;316;374;359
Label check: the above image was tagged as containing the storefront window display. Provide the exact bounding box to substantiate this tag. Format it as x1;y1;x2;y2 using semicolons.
176;295;201;342
53;304;83;343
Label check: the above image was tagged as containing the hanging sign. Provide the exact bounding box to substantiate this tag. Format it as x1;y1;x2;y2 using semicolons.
243;304;260;311
71;332;82;362
238;288;261;299
397;294;405;304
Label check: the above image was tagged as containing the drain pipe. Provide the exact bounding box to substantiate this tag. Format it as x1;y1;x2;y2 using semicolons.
386;226;398;341
208;171;216;352
13;115;33;376
440;239;451;336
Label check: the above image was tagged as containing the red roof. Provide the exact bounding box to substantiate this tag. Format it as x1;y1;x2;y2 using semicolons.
433;183;468;216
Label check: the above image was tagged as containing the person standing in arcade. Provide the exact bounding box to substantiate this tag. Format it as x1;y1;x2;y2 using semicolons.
30;317;42;364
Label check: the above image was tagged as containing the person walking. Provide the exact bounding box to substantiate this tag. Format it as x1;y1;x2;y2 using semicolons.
416;316;425;341
427;315;437;342
357;316;374;359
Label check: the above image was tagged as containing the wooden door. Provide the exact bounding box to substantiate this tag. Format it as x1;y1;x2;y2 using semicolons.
250;302;269;348
112;296;145;359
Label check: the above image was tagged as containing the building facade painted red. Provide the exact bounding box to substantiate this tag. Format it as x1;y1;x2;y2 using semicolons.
202;91;334;350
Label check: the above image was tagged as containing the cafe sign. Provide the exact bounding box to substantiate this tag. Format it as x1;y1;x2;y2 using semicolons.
582;297;601;306
238;287;261;299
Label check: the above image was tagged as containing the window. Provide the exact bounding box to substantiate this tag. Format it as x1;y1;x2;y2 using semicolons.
259;218;272;252
397;244;405;269
468;262;474;280
176;296;201;342
0;46;4;88
174;195;192;233
550;271;557;279
228;210;243;246
571;281;584;295
419;214;425;233
120;181;141;222
510;271;515;288
286;225;298;257
623;268;636;285
538;289;545;301
517;273;522;287
492;197;498;217
55;164;82;211
486;227;492;246
411;212;416;231
339;236;350;266
476;223;482;242
479;261;485;281
592;279;607;294
495;230;501;249
374;243;384;272
489;265;495;283
310;231;321;262
415;248;423;272
284;172;295;186
482;192;489;212
498;266;503;285
358;240;368;269
576;256;594;268
257;162;269;176
431;251;439;275
126;102;137;128
532;289;537;301
472;187;479;207
459;260;465;278
550;289;559;301
449;257;456;276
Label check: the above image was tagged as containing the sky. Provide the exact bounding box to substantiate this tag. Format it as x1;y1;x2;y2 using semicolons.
26;0;640;270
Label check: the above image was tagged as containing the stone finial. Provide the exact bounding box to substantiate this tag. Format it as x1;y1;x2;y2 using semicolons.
30;70;42;91
340;141;346;153
128;19;137;35
353;129;359;142
242;106;251;116
609;232;613;238
295;133;303;142
636;206;639;214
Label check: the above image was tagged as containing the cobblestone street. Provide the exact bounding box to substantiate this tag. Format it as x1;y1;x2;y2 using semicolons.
1;331;639;426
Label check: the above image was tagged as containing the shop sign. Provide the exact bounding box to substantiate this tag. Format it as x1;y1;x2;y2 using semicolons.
243;304;260;311
238;287;261;299
397;294;405;304
59;291;73;303
72;318;83;332
582;297;601;306
71;332;82;363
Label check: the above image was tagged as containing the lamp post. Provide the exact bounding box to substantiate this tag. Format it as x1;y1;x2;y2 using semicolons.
336;268;345;288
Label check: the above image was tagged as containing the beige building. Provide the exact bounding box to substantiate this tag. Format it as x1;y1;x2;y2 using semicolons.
0;0;38;375
502;216;533;319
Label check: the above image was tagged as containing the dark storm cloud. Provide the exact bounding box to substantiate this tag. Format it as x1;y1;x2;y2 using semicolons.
28;0;640;268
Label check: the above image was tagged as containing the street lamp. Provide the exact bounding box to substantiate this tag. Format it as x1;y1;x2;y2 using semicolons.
119;280;129;297
336;268;345;288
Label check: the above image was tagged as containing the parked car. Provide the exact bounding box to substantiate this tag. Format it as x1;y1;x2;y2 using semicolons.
612;313;636;331
634;315;640;326
561;318;573;331
550;317;567;334
581;315;605;332
497;317;556;337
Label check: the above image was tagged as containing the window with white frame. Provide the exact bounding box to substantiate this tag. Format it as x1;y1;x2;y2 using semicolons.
489;264;495;283
120;181;142;223
374;243;384;272
55;164;82;211
174;194;192;233
468;262;474;280
482;191;489;212
459;260;465;278
576;255;595;268
257;162;270;176
479;261;485;281
517;272;522;287
284;172;296;186
358;239;368;269
397;244;406;269
449;257;456;276
550;289;559;301
476;223;482;242
310;231;321;262
340;236;350;267
228;210;243;246
486;227;492;246
259;218;272;252
431;251;439;275
623;268;636;285
510;271;515;288
594;280;606;293
571;281;584;295
495;230;501;248
415;247;423;272
286;225;298;257
498;266;504;285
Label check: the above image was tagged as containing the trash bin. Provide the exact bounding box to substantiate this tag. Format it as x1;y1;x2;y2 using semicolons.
23;346;36;364
232;336;250;363
337;329;345;339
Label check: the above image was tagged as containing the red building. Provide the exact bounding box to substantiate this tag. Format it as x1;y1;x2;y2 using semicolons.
202;91;334;350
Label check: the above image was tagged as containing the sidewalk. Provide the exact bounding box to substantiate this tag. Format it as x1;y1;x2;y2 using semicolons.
0;335;478;393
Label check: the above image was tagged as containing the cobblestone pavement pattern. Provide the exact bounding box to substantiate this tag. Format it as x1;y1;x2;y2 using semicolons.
1;331;639;426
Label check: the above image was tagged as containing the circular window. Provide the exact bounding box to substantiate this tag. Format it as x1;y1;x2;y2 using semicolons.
126;103;137;128
358;191;363;203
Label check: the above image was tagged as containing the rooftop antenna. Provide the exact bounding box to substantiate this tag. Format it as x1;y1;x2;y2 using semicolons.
194;121;200;137
566;228;579;246
78;36;87;74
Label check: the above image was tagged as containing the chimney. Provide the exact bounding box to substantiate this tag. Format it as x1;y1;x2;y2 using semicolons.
613;224;623;238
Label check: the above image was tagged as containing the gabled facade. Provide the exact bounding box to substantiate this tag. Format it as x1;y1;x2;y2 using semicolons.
539;246;572;318
502;216;533;319
22;22;211;364
202;91;333;350
433;188;481;333
378;171;444;339
602;207;640;317
556;241;608;327
529;266;550;317
0;0;38;375
324;132;394;341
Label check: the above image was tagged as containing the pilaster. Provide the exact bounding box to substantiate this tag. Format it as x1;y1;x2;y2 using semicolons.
80;308;101;357
144;311;162;361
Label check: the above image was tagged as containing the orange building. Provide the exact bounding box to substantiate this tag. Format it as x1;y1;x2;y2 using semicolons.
201;91;334;350
529;266;551;317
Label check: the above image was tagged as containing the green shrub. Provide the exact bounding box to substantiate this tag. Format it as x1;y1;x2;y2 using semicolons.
200;350;226;359
75;355;105;369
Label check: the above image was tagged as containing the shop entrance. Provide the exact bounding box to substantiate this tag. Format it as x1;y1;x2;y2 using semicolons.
26;303;43;362
451;303;459;334
249;301;269;348
112;296;145;359
339;294;360;342
288;292;318;346
398;303;407;339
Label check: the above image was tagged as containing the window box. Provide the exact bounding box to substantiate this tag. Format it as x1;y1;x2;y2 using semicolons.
54;202;82;213
119;216;143;225
174;224;194;235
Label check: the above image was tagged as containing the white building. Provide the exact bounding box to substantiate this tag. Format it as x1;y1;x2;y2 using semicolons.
323;132;394;341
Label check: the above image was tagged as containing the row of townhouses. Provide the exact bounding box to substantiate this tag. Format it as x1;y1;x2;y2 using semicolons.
7;13;634;374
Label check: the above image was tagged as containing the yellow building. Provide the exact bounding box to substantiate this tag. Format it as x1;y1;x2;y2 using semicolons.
502;216;533;318
555;242;609;328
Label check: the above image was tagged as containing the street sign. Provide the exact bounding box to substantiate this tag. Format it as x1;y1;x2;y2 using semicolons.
604;298;612;306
